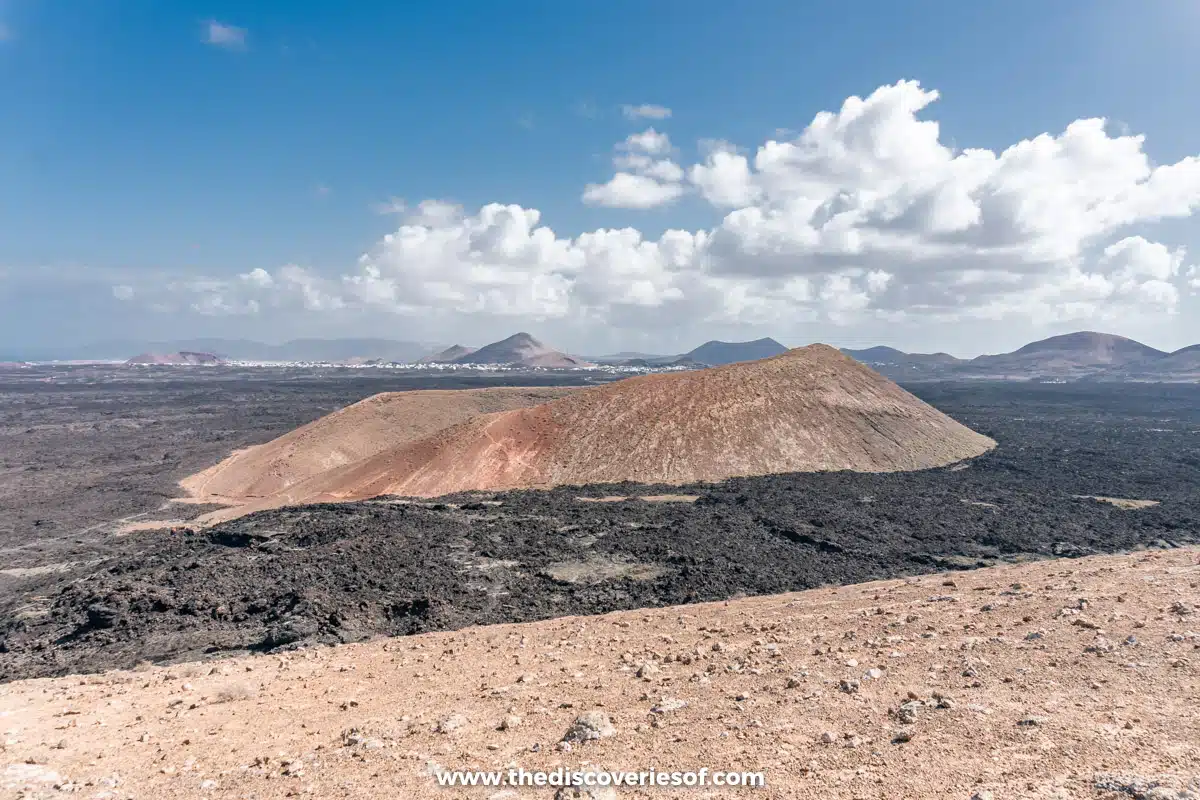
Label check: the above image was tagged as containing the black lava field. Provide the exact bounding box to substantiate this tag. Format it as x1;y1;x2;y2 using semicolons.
2;372;1198;681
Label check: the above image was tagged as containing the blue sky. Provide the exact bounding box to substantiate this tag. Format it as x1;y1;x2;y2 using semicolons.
2;1;1199;357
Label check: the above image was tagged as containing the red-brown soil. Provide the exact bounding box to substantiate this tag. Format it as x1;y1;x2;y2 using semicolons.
287;344;995;502
180;387;580;503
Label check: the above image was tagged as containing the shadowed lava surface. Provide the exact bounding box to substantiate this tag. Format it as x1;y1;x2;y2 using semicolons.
2;383;1198;681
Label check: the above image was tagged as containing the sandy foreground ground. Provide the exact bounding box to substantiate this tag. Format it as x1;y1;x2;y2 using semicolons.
2;549;1198;800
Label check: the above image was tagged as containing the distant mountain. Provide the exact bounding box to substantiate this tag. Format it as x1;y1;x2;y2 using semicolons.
420;344;477;363
452;333;592;368
986;331;1163;365
684;338;788;366
841;346;963;368
9;339;255;362
965;332;1166;379
1099;343;1200;382
126;351;225;366
589;351;669;363
841;332;1191;382
19;338;436;363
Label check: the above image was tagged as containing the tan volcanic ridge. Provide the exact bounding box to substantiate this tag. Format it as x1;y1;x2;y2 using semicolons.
190;345;995;516
181;386;581;504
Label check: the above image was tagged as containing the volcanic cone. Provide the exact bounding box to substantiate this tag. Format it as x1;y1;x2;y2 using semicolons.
282;344;994;502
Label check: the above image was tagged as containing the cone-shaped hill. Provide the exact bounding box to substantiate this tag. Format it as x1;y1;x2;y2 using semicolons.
181;386;581;503
262;344;994;504
418;344;477;363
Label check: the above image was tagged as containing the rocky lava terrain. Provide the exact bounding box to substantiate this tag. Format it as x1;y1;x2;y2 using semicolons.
2;548;1197;799
2;381;1197;682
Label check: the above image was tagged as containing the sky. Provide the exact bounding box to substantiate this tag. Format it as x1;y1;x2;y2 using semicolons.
2;1;1200;358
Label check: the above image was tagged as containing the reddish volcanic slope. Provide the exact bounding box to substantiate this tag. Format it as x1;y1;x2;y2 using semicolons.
284;344;994;502
182;386;581;503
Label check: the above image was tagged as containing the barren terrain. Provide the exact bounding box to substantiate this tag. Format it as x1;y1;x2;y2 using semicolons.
2;548;1198;799
1;368;1199;797
182;386;579;503
0;365;597;569
2;377;1197;681
269;345;995;503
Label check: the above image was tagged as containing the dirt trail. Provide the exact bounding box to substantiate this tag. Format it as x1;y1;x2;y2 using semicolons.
2;548;1197;799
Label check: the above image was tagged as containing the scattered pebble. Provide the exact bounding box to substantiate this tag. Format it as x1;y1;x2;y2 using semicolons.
435;714;467;734
562;712;616;743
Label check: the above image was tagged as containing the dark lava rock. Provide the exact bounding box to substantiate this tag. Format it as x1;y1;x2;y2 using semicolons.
84;604;124;630
262;618;321;650
1;381;1198;682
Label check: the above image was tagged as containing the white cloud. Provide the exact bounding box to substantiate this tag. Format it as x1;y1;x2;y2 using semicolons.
240;268;274;288
123;80;1200;336
582;173;686;210
117;265;340;316
203;20;246;50
0;22;12;42
343;202;577;317
583;129;686;209
622;104;672;121
690;144;761;207
621;128;672;156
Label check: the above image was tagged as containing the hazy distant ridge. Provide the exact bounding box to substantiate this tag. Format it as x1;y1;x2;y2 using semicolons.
842;331;1197;382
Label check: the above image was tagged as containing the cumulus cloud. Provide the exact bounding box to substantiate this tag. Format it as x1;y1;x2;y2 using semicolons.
204;20;246;49
622;104;672;120
621;128;672;156
121;80;1200;334
118;265;342;316
690;143;761;207
583;129;686;209
582;173;686;210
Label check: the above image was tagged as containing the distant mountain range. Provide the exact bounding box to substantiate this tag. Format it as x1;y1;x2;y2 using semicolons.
590;338;789;367
447;332;590;368
842;332;1200;382
8;330;1199;382
419;344;477;364
686;338;789;365
14;338;439;363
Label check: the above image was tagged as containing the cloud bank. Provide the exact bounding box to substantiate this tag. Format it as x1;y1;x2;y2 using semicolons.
122;81;1200;335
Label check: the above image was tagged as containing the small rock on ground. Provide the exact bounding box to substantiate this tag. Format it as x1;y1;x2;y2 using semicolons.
562;711;616;743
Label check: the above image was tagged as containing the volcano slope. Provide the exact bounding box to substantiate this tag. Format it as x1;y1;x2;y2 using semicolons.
181;386;580;504
258;344;995;504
